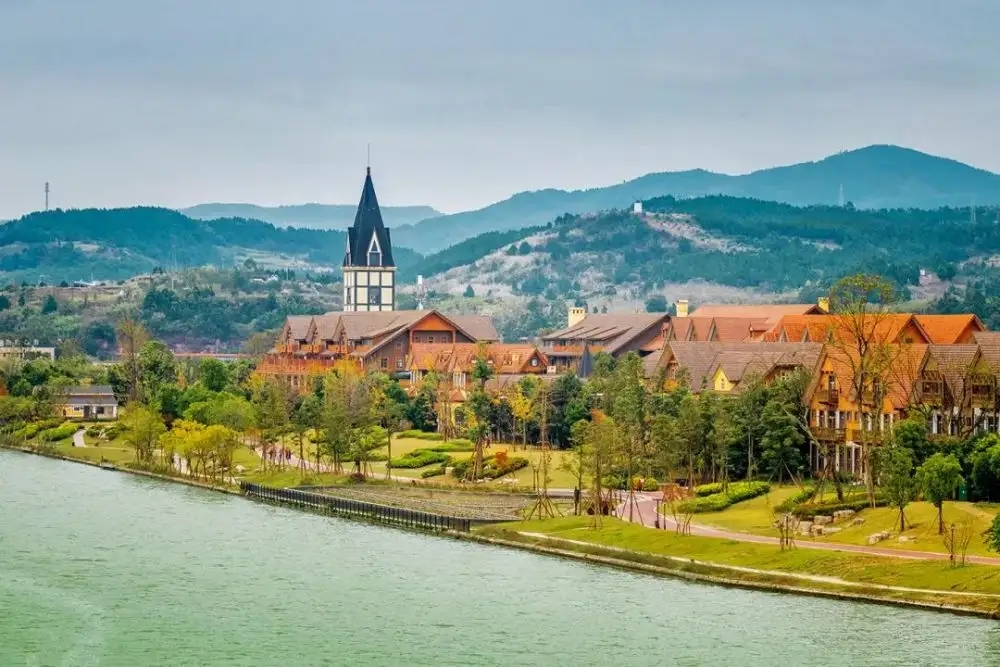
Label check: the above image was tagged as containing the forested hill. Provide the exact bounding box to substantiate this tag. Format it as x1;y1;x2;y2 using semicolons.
411;195;1000;305
180;203;440;230
0;207;422;282
392;145;1000;254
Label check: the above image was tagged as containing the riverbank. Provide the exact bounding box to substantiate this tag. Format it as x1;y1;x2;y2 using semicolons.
469;518;1000;619
8;442;1000;619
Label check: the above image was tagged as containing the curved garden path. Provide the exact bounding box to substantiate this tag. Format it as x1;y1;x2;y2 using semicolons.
616;492;1000;566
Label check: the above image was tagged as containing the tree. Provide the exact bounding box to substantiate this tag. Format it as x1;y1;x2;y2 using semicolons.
877;443;916;533
199;358;230;393
373;376;409;480
293;393;323;473
916;452;963;534
321;369;373;474
463;285;475;298
122;403;166;466
758;399;803;483
115;318;150;404
644;294;668;313
509;383;534;448
984;515;1000;554
138;340;177;404
41;294;58;314
828;273;902;506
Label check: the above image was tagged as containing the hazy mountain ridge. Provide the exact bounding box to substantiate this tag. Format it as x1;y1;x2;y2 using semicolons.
180;203;441;230
0;207;422;283
391;145;1000;254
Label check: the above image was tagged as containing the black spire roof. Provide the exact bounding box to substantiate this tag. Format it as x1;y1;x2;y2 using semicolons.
343;167;394;268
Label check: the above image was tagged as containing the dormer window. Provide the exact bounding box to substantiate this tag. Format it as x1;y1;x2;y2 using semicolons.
367;233;382;266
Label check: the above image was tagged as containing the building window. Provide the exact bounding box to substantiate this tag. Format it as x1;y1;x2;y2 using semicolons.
530;358;538;367
396;359;404;369
381;358;388;369
346;289;352;305
428;335;435;344
368;234;382;266
395;341;402;350
368;286;381;305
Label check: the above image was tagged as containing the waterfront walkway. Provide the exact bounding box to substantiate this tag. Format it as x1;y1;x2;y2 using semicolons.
615;492;1000;566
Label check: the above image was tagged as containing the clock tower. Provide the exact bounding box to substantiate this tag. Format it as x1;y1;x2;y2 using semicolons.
342;167;396;312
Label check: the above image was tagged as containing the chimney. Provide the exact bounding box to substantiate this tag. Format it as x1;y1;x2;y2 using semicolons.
675;299;689;318
817;296;830;313
568;306;587;328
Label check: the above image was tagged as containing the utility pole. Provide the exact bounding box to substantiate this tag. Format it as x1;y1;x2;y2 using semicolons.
838;184;844;207
44;182;50;211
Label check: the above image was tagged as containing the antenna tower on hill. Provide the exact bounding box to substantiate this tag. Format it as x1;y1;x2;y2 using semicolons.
416;275;426;310
838;184;844;207
972;197;978;225
44;182;50;211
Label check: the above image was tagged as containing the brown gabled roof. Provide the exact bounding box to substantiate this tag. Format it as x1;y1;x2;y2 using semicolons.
688;317;713;342
542;312;669;355
642;349;665;378
925;345;980;397
286;315;314;340
709;317;762;343
914;314;986;344
666;318;693;342
408;342;546;374
449;315;500;342
666;342;823;392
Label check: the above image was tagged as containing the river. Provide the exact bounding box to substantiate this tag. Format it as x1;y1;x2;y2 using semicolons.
2;450;999;667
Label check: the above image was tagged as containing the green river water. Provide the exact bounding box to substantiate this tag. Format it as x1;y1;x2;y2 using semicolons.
3;450;1000;666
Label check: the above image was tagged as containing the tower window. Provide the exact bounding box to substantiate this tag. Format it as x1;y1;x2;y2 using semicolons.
367;234;382;266
368;286;381;305
346;289;352;305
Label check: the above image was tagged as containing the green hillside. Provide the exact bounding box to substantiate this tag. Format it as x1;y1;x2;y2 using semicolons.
406;195;1000;304
392;145;1000;254
0;207;423;283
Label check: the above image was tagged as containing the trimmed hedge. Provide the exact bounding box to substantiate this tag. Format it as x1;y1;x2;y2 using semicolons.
776;486;816;513
679;481;771;514
420;466;448;479
40;423;78;442
694;482;725;497
389;449;451;469
429;440;475;453
397;430;444;441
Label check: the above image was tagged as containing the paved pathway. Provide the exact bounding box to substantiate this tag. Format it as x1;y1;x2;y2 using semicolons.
72;429;87;448
615;492;1000;566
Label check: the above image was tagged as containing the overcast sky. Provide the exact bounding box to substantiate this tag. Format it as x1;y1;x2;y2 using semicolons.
1;0;998;218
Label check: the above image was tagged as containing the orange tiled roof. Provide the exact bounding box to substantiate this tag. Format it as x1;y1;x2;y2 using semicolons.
913;314;985;344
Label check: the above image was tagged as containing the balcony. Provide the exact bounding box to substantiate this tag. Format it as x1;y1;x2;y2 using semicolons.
816;389;840;406
811;427;846;442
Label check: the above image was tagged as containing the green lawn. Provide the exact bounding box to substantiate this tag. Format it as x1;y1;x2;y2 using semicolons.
53;442;135;465
480;517;1000;599
658;483;1000;559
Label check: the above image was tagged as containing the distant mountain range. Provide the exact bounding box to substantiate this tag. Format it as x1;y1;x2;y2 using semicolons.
406;193;1000;307
180;203;441;230
390;145;1000;254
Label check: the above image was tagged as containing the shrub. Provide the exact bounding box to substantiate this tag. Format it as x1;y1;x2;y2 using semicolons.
776;486;816;513
14;424;40;439
390;449;451;469
642;478;660;492
40;423;78;442
421;466;448;479
679;481;771;514
103;424;127;440
85;425;103;438
451;454;528;479
694;482;725;497
494;451;510;469
792;496;888;520
429;440;475;453
397;430;444;441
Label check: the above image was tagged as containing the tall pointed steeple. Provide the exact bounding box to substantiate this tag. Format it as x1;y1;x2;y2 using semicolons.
342;167;397;312
344;167;394;268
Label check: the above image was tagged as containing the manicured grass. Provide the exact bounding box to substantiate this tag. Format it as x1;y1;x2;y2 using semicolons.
687;485;804;534
823;501;1000;557
480;517;1000;598
52;442;134;465
241;469;354;488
